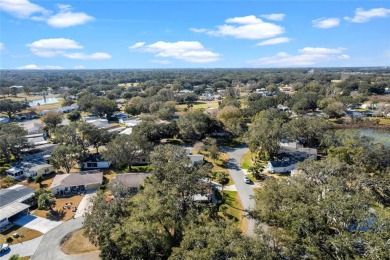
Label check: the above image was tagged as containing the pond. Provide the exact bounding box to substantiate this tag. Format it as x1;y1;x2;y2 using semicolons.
28;97;59;107
357;129;390;147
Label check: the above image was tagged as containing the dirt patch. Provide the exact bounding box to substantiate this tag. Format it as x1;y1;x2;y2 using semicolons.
31;195;84;221
0;225;43;244
61;228;99;255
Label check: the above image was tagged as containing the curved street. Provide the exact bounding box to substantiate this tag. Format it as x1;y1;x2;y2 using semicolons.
224;146;256;236
32;217;99;260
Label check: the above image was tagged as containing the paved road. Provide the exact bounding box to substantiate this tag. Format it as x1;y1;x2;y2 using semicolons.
0;236;43;260
224;146;256;236
32;217;99;260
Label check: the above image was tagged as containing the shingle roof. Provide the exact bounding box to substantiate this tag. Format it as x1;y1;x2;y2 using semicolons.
111;173;152;188
50;172;103;189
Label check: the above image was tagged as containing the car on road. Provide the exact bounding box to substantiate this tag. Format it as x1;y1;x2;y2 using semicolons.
0;243;9;252
243;176;251;184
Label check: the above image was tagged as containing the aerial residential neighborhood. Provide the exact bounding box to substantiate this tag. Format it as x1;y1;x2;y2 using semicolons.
1;0;390;259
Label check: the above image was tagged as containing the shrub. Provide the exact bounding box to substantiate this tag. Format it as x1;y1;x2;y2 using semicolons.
6;237;14;243
1;176;15;188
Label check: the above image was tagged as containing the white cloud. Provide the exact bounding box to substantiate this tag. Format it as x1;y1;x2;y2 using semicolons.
0;42;4;52
129;42;145;49
16;64;64;70
191;15;284;40
0;0;49;19
74;65;85;69
345;7;390;23
257;37;291;46
27;38;111;60
27;38;83;57
261;13;285;21
248;47;349;67
46;4;94;28
0;1;93;28
150;60;171;65
312;18;340;28
130;41;220;63
64;52;111;60
189;28;209;33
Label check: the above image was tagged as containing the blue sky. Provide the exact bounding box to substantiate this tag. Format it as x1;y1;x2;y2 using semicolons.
0;0;389;69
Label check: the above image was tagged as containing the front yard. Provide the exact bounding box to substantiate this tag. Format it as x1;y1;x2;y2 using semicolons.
0;225;42;244
31;195;84;221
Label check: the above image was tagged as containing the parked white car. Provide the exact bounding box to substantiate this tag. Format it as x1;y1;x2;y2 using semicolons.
243;176;251;184
0;243;9;252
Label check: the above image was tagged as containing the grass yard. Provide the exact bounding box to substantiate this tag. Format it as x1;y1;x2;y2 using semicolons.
31;195;84;221
240;150;253;169
175;100;219;111
0;225;43;244
220;191;248;233
376;118;390;125
202;151;234;186
61;228;99;255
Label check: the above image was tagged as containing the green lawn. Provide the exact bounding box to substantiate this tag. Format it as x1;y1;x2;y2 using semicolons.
175;100;219;111
240;150;253;169
222;191;244;222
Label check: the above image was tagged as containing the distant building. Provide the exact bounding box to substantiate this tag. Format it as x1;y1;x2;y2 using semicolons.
79;154;111;170
6;161;54;179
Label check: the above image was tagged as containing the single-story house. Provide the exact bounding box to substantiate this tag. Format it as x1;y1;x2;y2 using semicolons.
19;120;44;134
268;142;318;174
6;161;54;179
114;112;128;120
14;112;38;121
277;104;290;112
111;173;152;193
21;143;57;161
119;128;133;135
268;158;298;174
26;133;48;146
119;117;141;127
57;105;78;113
188;154;204;166
50;171;103;195
88;119;110;129
0;116;10;124
79;154;111;170
0;185;35;228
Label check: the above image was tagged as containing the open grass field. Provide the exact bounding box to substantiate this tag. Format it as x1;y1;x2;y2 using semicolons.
61;228;99;255
175;100;219;111
0;225;43;244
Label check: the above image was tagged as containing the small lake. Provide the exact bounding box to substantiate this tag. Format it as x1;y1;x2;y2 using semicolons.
357;129;390;146
28;97;59;107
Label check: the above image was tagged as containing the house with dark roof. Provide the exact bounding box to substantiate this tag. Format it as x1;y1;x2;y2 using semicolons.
0;185;35;228
267;142;317;173
79;153;111;170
